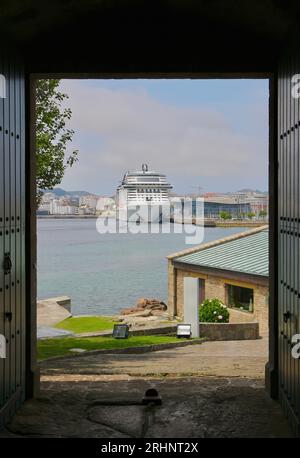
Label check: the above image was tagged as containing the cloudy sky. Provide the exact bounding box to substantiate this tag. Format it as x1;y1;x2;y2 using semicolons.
59;79;269;196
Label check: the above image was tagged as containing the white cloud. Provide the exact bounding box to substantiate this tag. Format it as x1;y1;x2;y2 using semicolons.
60;80;268;194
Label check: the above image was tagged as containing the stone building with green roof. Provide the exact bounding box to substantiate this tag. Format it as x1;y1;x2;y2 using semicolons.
167;226;269;334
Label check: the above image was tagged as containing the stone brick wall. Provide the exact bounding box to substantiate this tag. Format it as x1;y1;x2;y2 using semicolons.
168;265;269;334
199;322;260;340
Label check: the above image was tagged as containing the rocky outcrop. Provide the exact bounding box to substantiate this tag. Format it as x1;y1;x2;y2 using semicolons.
121;298;167;317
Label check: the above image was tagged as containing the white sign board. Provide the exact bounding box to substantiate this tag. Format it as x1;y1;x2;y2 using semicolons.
183;277;199;338
0;334;6;358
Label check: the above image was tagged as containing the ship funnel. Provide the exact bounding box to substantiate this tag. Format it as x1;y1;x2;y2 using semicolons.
142;163;148;173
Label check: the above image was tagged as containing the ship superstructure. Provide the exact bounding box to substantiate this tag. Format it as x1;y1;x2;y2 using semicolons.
117;164;172;222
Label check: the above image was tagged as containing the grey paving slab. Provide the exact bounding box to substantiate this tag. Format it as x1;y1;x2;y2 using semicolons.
37;326;73;339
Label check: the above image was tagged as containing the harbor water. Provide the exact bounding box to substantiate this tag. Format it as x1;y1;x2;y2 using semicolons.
37;218;250;315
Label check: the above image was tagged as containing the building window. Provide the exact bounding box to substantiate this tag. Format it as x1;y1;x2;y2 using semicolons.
226;284;254;312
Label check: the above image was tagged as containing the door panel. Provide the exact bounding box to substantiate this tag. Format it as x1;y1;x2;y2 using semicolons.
0;53;26;428
278;56;300;436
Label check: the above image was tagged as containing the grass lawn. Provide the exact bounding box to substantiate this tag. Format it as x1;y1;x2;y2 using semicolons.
55;316;115;334
38;335;180;360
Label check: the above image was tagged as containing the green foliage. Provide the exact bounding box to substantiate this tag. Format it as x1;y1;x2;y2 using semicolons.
36;79;78;204
56;316;115;333
199;298;230;323
259;210;267;217
219;211;232;220
247;212;256;219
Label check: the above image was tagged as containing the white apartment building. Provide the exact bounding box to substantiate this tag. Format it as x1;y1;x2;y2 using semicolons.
79;195;98;209
50;199;77;215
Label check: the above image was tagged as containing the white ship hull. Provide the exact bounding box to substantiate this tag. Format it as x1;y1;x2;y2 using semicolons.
118;202;171;223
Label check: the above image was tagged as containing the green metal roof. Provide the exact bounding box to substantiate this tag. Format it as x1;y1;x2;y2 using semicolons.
174;229;269;277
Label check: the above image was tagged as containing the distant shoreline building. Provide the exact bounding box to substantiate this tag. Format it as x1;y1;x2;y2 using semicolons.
37;186;268;220
203;200;252;219
37;190;117;216
50;199;78;215
188;193;268;220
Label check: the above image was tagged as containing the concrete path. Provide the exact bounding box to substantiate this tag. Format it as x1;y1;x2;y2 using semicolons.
41;336;268;379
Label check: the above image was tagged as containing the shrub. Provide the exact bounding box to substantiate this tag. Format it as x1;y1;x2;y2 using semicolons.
199;298;230;323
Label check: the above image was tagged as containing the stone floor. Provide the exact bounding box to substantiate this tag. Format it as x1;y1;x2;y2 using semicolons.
1;377;292;438
1;336;293;438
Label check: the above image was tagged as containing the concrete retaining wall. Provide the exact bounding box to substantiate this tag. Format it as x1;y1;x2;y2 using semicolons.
199;322;259;340
76;325;177;338
37;296;72;327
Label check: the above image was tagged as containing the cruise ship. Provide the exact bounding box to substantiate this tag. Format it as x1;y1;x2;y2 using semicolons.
116;164;173;223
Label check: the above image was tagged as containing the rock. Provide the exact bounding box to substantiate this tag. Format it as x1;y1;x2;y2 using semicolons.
122;310;152;318
113;317;124;323
121;306;145;316
70;348;87;353
120;298;167;316
145;304;166;311
136;298;148;308
132;321;147;327
151;310;168;316
144;299;167;311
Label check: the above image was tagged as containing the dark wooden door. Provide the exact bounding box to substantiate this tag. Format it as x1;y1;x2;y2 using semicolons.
278;56;300;436
0;51;26;428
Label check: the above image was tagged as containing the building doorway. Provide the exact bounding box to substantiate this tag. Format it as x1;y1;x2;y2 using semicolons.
199;278;205;305
9;75;285;438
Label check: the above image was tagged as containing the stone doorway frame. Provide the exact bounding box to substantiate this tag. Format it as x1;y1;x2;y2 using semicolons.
25;73;278;400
